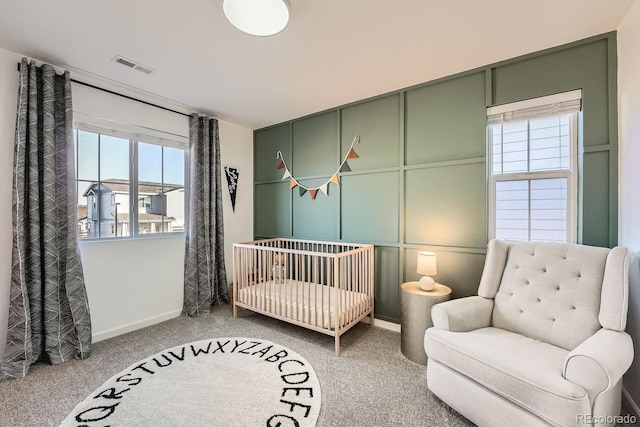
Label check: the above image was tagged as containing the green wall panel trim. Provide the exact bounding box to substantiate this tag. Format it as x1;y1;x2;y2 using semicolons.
255;124;291;182
253;32;618;287
341;172;400;244
405;162;487;248
405;72;487;165
292;177;339;240
340;94;401;170
292;111;338;177
374;246;400;322
582;151;610;247
404;248;486;299
254;182;291;237
492;39;609;148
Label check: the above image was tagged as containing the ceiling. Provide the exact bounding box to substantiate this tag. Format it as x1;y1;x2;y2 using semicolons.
0;0;635;130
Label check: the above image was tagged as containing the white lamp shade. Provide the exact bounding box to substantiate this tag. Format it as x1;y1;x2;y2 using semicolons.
223;0;290;36
417;251;437;276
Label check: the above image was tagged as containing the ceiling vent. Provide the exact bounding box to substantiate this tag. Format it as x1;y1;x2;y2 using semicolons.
111;55;157;75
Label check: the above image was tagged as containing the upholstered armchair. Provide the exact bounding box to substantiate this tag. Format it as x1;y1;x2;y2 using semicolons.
424;239;634;427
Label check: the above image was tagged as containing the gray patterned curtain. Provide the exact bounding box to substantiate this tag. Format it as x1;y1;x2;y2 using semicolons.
183;114;228;316
0;59;92;381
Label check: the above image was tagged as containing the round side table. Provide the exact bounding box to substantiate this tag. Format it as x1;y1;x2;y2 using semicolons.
401;281;452;365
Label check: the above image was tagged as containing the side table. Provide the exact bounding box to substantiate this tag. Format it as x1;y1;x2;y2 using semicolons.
400;281;451;365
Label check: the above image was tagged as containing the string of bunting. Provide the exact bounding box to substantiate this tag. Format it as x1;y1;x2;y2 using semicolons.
276;135;360;200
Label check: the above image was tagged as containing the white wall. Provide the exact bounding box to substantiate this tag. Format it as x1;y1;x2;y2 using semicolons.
0;48;254;357
0;48;21;367
618;1;640;414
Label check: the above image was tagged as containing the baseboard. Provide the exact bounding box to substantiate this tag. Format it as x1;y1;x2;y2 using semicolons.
92;309;183;343
623;386;640;418
360;317;401;333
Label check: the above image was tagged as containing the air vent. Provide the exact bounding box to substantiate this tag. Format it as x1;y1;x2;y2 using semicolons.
111;55;157;75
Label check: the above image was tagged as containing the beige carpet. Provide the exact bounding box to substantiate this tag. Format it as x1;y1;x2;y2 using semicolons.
60;337;321;426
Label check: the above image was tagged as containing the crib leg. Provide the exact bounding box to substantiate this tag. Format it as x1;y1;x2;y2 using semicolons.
370;312;375;327
233;302;237;319
335;335;340;357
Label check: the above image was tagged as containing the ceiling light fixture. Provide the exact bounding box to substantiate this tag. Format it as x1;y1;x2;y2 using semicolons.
223;0;290;37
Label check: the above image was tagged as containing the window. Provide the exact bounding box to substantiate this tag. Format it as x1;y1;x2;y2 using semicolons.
74;125;187;239
487;90;581;243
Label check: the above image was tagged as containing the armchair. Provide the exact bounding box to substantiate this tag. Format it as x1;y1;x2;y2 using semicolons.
424;239;634;427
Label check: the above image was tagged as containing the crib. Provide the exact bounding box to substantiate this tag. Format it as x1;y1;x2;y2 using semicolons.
232;238;375;356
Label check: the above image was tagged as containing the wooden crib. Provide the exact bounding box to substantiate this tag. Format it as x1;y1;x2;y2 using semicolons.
232;238;375;356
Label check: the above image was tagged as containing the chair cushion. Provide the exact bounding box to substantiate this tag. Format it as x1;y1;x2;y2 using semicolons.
491;242;609;350
425;327;591;426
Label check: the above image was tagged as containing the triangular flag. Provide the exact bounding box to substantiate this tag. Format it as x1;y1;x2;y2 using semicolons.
289;179;298;189
330;174;340;186
224;167;239;213
309;189;318;200
319;183;329;196
277;160;285;169
299;187;308;196
282;169;291;180
347;148;359;159
340;162;351;172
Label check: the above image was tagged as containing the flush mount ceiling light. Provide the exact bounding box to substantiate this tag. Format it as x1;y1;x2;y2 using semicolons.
223;0;290;36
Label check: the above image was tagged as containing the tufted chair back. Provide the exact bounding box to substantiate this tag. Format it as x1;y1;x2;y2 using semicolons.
477;240;629;351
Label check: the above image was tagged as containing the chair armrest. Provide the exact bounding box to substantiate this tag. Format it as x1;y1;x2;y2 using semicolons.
563;329;634;403
430;296;494;332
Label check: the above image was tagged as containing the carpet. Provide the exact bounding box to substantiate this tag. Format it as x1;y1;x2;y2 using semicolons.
60;337;321;426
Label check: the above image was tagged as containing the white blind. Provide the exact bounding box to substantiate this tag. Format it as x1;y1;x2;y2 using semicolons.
495;178;568;242
487;89;582;124
488;90;580;243
490;114;572;175
74;112;188;149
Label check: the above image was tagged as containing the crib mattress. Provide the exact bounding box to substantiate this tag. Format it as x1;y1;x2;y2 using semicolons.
236;279;370;330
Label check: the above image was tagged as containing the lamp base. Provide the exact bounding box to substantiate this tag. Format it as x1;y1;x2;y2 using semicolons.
419;276;436;291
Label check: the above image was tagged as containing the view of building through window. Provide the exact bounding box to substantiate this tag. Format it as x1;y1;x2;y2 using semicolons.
75;129;186;239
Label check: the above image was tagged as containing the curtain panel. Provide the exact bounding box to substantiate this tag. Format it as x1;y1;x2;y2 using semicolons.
0;59;92;381
183;114;228;316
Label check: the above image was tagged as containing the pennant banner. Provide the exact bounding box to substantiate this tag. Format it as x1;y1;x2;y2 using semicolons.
224;166;239;213
276;135;361;200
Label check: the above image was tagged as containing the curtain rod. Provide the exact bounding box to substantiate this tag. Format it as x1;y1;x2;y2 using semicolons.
17;63;192;118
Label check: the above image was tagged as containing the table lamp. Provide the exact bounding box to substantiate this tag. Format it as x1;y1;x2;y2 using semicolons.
417;251;437;291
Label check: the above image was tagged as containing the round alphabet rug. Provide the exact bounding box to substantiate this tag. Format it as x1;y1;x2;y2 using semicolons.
60;337;321;426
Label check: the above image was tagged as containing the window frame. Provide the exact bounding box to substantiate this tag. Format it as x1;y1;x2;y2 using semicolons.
487;91;581;243
74;123;189;241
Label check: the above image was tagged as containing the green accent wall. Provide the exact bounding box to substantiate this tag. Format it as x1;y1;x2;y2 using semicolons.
253;33;619;323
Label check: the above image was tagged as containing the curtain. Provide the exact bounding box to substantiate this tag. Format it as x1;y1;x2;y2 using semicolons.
0;59;92;381
183;114;228;316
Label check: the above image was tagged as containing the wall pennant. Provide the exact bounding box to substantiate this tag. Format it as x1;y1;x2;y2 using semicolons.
224;166;239;213
275;135;361;201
